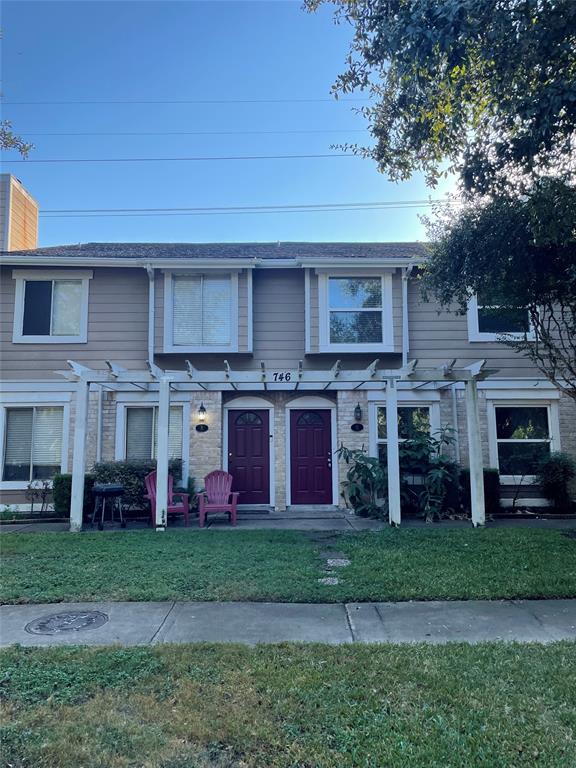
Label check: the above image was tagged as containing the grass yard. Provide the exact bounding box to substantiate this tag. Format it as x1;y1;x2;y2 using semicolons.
1;527;575;604
1;642;575;767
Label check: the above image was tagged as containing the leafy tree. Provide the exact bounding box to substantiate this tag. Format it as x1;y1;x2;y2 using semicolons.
305;0;576;195
422;178;576;400
0;120;32;157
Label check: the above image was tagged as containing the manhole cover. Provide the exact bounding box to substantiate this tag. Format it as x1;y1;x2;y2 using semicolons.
25;610;109;636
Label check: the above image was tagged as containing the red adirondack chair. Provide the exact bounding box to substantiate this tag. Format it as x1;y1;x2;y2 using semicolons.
197;470;239;528
144;471;190;527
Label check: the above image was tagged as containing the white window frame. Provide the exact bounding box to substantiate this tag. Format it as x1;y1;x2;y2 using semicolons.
486;399;560;485
0;397;70;490
467;294;535;342
163;270;239;353
114;395;190;482
318;271;394;352
12;269;92;344
369;399;441;461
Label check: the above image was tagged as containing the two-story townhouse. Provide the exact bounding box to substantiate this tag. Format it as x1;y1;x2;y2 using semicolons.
1;186;575;529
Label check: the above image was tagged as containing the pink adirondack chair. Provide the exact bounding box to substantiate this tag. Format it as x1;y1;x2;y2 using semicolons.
197;470;239;528
144;471;190;527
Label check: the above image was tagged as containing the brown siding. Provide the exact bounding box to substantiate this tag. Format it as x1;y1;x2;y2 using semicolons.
0;266;149;379
0;175;39;251
407;279;541;376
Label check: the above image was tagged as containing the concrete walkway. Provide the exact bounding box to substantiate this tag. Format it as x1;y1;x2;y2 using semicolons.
2;599;575;647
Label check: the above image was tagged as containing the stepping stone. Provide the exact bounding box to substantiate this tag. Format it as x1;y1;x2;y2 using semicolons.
318;577;339;586
326;558;351;568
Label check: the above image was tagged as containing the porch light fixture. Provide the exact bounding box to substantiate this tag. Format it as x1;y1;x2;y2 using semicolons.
351;402;364;432
196;402;209;433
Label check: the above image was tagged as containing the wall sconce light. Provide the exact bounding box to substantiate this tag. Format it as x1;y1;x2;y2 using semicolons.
351;402;364;432
195;402;209;432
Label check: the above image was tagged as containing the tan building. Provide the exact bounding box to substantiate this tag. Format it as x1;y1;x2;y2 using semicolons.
0;174;39;252
0;184;574;527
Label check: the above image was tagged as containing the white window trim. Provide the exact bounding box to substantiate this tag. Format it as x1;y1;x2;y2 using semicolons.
0;400;70;490
12;269;92;344
318;272;394;353
467;294;535;343
162;270;239;353
114;396;190;482
368;400;441;460
486;399;560;485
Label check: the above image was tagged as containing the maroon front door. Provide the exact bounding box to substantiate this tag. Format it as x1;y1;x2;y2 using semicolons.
290;409;333;505
227;410;270;505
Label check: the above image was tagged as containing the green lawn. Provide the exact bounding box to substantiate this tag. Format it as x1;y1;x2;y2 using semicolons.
1;528;575;603
1;642;575;767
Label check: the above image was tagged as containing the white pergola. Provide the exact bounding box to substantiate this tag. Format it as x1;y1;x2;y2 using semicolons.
57;358;496;532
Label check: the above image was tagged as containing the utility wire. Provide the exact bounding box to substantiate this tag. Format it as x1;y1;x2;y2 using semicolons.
15;128;368;137
40;199;457;218
2;153;354;164
2;97;369;105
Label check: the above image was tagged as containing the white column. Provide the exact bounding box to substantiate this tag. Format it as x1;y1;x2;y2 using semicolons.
386;378;402;526
465;378;486;526
70;378;90;532
155;377;170;530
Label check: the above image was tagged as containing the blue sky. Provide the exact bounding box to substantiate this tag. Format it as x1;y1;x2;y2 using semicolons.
1;1;454;246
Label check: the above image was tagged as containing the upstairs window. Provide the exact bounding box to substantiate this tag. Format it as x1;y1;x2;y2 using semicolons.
468;292;532;342
319;273;394;351
2;406;64;482
165;272;237;351
12;270;91;344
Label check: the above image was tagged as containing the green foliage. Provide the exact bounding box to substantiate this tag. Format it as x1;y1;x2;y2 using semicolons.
174;476;198;510
423;179;576;400
460;468;501;517
52;473;96;517
399;427;461;521
336;444;387;518
0;119;33;157
306;0;576;196
92;459;182;510
537;452;576;513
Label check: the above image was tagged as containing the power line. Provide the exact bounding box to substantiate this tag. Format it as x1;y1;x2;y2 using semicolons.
2;96;369;106
2;153;354;164
40;199;457;219
15;128;368;137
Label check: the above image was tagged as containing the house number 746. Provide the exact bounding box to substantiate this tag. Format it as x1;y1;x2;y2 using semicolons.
272;371;292;382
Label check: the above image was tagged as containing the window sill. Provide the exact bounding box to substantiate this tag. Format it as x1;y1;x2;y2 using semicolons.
468;332;535;343
163;343;239;353
0;480;56;491
318;343;396;353
12;335;88;344
499;475;538;485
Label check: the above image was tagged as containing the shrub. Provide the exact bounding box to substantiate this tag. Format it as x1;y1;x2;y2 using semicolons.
536;452;576;513
460;468;501;516
92;459;182;510
336;445;388;518
52;474;96;517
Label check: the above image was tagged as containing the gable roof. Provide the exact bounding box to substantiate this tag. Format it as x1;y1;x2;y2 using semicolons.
1;241;427;264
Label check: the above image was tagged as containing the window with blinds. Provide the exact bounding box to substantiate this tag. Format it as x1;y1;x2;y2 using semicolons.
22;279;82;337
2;406;64;481
125;406;183;461
172;275;231;346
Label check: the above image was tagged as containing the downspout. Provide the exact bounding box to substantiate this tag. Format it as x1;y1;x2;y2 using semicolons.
401;265;413;367
146;265;155;363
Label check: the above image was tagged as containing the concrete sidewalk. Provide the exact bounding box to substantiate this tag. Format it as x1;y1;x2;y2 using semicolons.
2;599;575;647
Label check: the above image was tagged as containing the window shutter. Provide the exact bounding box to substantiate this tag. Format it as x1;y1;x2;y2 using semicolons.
126;408;154;460
52;281;82;335
203;277;231;344
3;408;33;479
32;407;63;475
173;276;202;345
152;406;183;459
